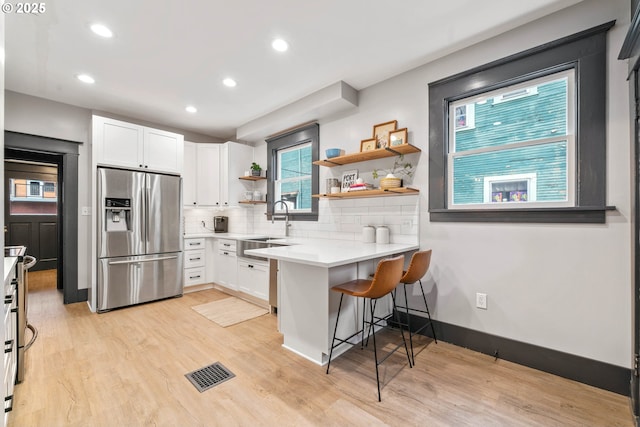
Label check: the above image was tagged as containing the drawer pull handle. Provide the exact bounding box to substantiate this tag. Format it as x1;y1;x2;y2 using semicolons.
4;295;13;305
189;275;201;279
189;242;201;246
5;395;13;412
223;252;229;255
189;257;201;261
223;243;231;247
4;339;13;354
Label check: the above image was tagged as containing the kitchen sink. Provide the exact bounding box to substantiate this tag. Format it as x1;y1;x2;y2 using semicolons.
237;237;287;261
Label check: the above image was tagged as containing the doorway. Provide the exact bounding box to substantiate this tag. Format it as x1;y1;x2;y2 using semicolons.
5;160;59;273
5;131;82;304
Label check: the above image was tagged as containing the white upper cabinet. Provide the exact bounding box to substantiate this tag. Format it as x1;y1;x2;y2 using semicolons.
143;127;184;174
196;144;221;206
183;141;253;207
93;115;184;175
183;142;197;206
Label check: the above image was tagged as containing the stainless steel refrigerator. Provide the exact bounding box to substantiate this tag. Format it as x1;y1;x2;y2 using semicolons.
97;167;183;312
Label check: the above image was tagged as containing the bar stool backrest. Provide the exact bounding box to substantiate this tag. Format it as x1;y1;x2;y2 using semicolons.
353;255;404;299
401;250;432;284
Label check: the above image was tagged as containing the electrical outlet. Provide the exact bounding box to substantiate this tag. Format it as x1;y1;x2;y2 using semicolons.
81;207;91;216
476;292;487;310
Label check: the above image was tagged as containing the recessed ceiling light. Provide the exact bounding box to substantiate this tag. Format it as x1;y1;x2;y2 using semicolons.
223;78;237;87
185;105;197;113
90;23;113;38
77;74;95;84
272;38;289;52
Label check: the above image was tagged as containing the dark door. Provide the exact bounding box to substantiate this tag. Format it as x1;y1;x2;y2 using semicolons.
4;161;59;272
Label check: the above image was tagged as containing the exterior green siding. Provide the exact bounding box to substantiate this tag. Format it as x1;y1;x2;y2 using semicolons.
452;78;569;205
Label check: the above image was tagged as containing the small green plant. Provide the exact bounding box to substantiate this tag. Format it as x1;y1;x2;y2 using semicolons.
372;155;414;180
251;162;261;171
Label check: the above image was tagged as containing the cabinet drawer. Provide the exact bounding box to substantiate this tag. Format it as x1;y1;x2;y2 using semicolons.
184;249;205;268
184;267;206;286
184;238;205;250
218;248;237;258
218;239;236;251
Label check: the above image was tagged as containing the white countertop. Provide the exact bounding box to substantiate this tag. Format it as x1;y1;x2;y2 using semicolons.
184;232;270;240
245;239;419;268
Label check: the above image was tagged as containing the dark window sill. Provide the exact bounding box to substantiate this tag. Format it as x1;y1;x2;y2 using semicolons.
429;206;616;223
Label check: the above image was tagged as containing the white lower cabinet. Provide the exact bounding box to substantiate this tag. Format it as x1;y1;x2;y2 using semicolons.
215;239;237;291
237;259;269;301
183;238;206;289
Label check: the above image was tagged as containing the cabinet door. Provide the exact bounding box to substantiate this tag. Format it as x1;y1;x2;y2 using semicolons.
196;144;221;206
143;127;184;174
93;116;144;169
216;249;237;290
237;259;268;300
183;142;197;206
219;144;229;206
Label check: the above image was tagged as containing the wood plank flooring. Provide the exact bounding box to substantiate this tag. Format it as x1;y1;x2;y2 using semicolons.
8;287;635;426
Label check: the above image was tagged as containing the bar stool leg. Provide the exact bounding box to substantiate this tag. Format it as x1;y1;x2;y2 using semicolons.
326;293;345;374
391;291;412;369
368;298;382;402
360;297;366;349
403;283;415;365
418;279;437;343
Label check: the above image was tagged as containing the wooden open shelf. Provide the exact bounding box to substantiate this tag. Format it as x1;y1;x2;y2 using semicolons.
313;144;421;167
313;187;419;199
239;176;266;181
238;200;267;205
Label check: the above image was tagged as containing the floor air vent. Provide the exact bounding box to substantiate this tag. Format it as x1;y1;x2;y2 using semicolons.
185;362;235;392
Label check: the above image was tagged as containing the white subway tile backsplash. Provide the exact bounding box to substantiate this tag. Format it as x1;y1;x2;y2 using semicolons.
187;194;420;244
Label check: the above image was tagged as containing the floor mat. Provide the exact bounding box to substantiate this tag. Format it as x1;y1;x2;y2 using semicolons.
191;297;269;327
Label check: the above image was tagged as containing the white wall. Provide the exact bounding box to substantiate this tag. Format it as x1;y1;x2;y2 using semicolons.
251;0;632;368
335;0;632;367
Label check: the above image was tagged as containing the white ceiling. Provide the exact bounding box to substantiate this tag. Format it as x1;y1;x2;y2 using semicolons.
5;0;582;140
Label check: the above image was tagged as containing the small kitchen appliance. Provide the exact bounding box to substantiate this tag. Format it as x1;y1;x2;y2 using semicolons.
214;216;228;233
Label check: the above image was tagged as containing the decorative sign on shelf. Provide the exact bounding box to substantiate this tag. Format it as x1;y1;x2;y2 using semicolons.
341;170;358;193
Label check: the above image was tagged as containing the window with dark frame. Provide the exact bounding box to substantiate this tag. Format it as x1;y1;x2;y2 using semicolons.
428;21;614;223
266;123;319;222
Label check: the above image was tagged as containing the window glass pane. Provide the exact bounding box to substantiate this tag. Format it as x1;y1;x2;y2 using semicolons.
452;141;567;205
276;143;312;211
9;178;57;215
452;73;569;153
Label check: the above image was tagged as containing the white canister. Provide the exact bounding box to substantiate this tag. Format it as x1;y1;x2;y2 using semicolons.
253;190;262;201
376;226;390;244
362;226;375;243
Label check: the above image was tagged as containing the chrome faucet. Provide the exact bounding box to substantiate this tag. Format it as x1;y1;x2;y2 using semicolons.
272;200;291;237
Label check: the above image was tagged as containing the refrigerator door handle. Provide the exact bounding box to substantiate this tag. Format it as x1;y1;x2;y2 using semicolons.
108;255;179;265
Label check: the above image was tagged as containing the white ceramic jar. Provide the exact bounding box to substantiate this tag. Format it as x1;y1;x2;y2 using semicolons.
376;226;390;244
362;226;375;243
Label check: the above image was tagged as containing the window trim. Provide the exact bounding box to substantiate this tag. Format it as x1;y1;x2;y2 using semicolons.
266;123;319;222
428;21;615;223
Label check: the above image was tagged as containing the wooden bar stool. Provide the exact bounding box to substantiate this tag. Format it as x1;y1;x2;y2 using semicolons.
396;249;437;365
326;255;412;401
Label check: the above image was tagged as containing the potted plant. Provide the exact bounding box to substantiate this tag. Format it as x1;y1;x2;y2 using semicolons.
251;162;262;177
372;155;414;189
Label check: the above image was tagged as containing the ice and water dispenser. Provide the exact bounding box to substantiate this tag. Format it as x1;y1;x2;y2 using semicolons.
104;197;132;232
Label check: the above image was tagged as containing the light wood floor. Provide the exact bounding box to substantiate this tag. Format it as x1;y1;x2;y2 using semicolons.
8;287;635;427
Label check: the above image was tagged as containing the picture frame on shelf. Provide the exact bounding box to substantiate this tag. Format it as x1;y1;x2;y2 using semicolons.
360;138;377;152
341;169;358;193
389;128;408;146
372;120;397;149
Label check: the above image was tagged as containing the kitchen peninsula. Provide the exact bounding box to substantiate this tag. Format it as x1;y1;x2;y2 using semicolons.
246;239;419;364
